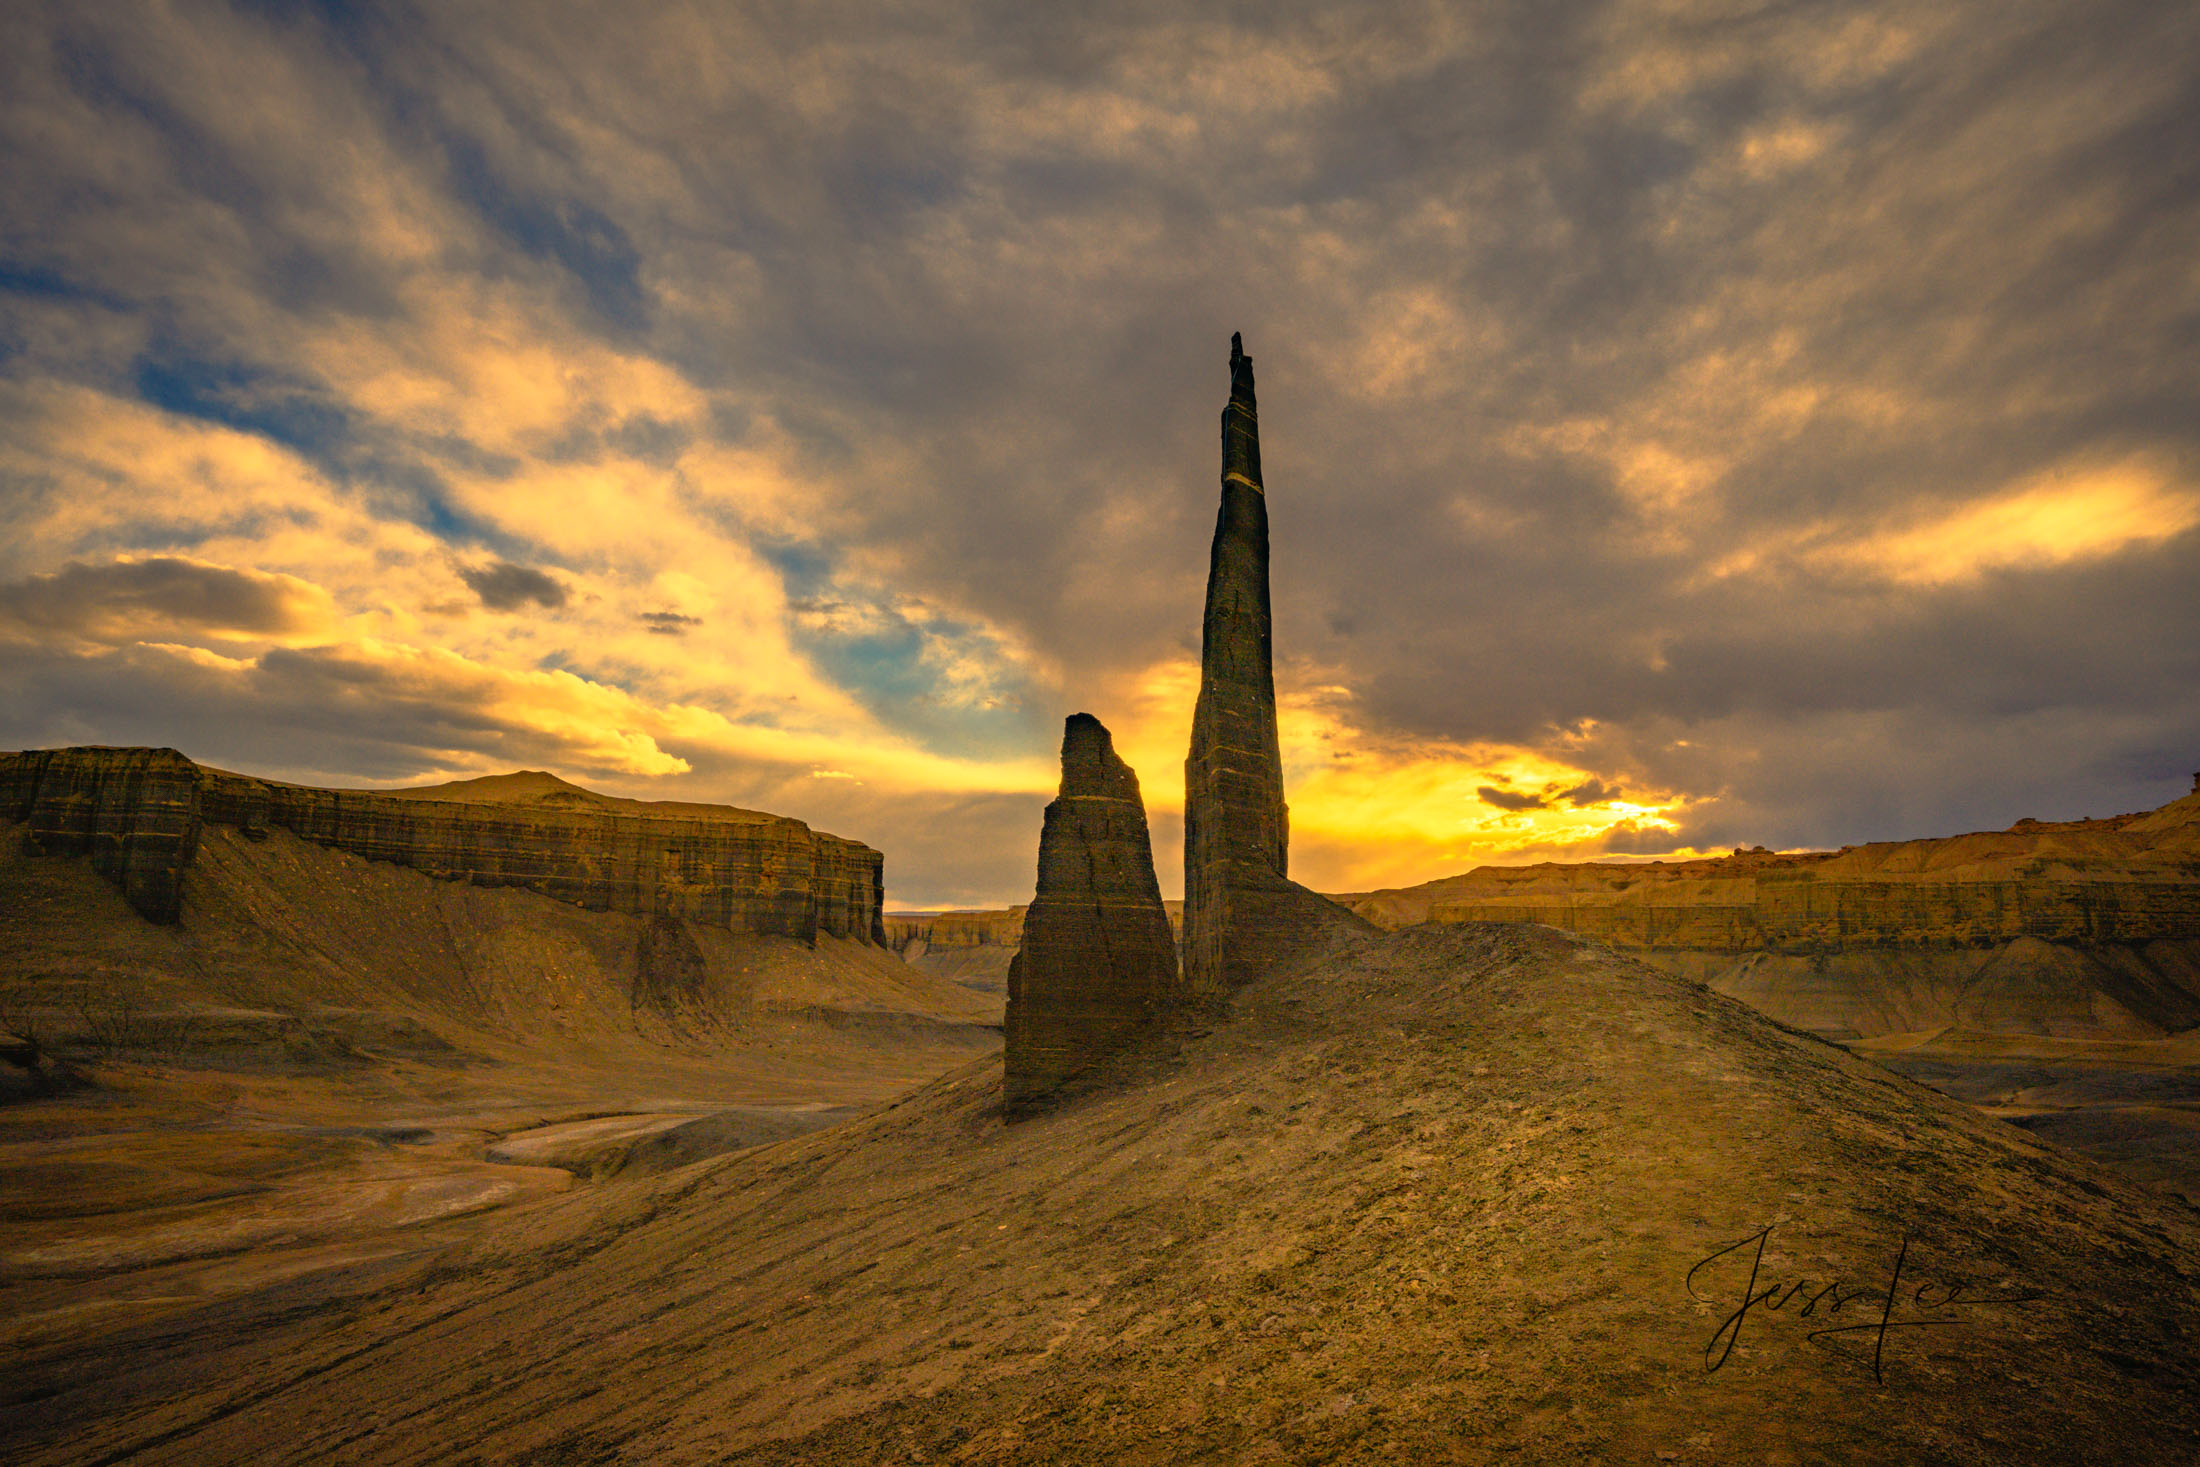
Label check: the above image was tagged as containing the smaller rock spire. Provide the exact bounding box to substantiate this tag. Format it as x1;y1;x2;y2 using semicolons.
1003;714;1181;1108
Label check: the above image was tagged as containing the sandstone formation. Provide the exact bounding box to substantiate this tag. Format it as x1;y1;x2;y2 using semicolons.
1002;714;1180;1107
1;748;886;945
887;903;1184;959
884;907;1028;1003
1336;780;2200;1039
1181;334;1370;995
885;907;1028;957
2;748;202;924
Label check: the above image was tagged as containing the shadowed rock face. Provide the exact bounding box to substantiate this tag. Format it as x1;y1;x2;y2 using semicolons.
1;748;202;923
0;747;886;943
1182;335;1371;995
1004;714;1180;1107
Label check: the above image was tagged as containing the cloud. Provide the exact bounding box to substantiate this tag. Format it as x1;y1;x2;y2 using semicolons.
1477;786;1548;812
459;560;569;611
1704;455;2200;588
0;556;335;644
1814;460;2200;586
1;1;2195;904
1560;779;1618;807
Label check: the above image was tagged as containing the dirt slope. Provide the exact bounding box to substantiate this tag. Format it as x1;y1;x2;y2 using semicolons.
3;820;995;1047
0;822;999;1362
7;923;2196;1464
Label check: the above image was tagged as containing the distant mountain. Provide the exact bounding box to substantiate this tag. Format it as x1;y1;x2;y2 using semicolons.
1332;780;2200;1043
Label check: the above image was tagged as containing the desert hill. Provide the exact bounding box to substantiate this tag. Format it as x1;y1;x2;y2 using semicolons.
1329;783;2200;1042
0;762;1000;1363
381;767;786;823
1328;786;2200;1200
6;922;2197;1463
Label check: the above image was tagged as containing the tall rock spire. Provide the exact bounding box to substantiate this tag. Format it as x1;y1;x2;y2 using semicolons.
1193;332;1289;878
1003;714;1181;1108
1182;333;1371;997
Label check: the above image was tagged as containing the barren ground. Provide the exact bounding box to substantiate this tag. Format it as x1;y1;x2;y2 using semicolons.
0;826;1000;1372
6;923;2197;1464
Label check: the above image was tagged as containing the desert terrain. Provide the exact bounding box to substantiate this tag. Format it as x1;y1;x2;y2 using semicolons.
0;778;999;1378
1321;786;2200;1205
5;919;2197;1463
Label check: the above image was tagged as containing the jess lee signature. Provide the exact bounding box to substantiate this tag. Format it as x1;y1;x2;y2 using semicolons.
1686;1225;2044;1383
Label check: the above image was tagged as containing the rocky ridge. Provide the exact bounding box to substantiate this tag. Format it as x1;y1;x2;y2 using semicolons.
1336;780;2200;1041
1;748;887;946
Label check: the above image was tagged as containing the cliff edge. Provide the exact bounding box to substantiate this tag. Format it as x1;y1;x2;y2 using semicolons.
1336;779;2200;1040
1;747;887;946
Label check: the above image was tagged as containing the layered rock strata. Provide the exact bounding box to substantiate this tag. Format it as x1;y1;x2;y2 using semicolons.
885;907;1029;955
1394;794;2200;952
0;747;202;924
887;902;1186;958
1003;715;1181;1106
1336;783;2200;1037
1181;333;1370;995
1;748;886;944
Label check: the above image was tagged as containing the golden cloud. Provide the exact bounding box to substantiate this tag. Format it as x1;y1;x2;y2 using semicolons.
1708;454;2200;586
1835;457;2200;584
1087;657;1692;895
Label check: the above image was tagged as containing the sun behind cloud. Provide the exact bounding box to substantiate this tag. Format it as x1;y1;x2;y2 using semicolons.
1092;657;1691;896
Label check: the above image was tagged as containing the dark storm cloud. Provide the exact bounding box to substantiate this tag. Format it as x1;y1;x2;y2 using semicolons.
2;0;2196;899
459;561;567;611
0;557;329;641
0;638;601;785
1477;786;1548;812
1560;780;1618;807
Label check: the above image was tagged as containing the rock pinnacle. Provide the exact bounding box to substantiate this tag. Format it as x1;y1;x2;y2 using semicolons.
1003;714;1181;1107
1182;333;1373;997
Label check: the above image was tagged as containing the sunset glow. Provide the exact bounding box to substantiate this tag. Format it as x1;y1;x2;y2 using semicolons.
2;3;2193;906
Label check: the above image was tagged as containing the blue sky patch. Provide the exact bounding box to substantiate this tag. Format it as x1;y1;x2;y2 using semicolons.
439;132;649;333
135;352;354;459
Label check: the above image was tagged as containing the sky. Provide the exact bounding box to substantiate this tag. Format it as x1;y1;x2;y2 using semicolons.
2;1;2196;909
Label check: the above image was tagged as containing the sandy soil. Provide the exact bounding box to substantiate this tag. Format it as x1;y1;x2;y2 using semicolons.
1854;1028;2200;1198
5;923;2195;1464
0;826;1002;1370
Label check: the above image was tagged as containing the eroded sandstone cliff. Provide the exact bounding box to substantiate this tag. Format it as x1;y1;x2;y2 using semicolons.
1337;780;2200;1038
2;748;203;924
886;907;1028;956
1;748;887;945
